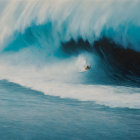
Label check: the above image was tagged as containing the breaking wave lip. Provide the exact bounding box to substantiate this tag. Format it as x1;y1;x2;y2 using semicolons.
0;0;140;52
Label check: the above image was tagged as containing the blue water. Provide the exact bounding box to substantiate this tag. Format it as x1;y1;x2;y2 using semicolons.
0;80;140;140
0;1;140;139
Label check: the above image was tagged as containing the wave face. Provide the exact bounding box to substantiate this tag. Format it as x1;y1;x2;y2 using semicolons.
0;0;140;108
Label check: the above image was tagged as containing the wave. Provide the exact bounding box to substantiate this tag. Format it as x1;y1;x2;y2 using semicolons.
0;0;140;109
0;0;140;81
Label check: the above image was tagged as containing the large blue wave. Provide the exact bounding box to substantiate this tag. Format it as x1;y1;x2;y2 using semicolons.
0;0;140;108
0;0;139;85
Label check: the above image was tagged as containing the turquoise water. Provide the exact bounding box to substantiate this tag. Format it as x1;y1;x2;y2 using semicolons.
0;80;140;140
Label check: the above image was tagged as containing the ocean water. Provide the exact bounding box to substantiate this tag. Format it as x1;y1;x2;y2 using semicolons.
0;0;140;139
0;80;140;140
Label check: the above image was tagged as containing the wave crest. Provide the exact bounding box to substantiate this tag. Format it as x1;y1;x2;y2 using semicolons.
0;0;140;51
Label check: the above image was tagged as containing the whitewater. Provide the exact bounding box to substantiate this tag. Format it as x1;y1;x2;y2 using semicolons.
0;0;140;109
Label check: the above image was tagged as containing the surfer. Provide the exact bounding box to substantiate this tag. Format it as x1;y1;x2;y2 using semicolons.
79;65;91;72
84;65;91;71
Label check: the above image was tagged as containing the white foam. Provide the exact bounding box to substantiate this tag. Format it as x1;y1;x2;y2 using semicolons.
0;52;140;109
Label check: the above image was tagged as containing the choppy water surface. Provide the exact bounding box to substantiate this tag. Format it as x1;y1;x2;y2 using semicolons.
0;81;140;140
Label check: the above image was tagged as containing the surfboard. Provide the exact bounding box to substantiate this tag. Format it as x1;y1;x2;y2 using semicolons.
79;68;90;72
79;69;87;72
